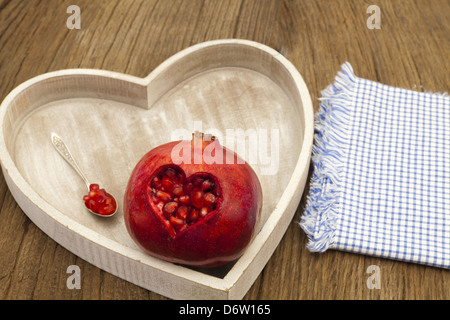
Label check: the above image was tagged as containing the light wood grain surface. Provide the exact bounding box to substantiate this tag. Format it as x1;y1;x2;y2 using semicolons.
0;0;449;300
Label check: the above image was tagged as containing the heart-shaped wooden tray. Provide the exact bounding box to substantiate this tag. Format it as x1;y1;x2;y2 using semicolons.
0;39;313;299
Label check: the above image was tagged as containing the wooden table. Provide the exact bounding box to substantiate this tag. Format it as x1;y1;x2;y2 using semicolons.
0;0;448;300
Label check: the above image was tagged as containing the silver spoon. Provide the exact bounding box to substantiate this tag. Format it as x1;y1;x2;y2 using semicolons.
51;132;117;217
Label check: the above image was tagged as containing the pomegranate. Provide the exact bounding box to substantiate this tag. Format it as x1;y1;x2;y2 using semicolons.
124;132;262;267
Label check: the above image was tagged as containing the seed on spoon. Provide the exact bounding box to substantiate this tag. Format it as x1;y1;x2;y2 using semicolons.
83;184;117;216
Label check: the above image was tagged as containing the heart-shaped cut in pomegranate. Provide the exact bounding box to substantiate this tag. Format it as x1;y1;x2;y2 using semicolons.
147;166;222;238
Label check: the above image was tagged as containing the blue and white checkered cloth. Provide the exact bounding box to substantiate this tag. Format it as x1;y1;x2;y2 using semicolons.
300;62;450;268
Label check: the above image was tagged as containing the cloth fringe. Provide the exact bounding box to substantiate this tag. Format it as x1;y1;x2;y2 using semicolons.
300;62;357;252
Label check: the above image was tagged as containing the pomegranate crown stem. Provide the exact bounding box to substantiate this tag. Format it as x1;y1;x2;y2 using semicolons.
192;131;216;143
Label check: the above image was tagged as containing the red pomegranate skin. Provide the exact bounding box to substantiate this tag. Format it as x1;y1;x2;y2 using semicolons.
124;133;262;267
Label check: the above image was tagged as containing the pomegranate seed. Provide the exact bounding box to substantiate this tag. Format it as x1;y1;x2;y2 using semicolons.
191;190;204;208
96;189;107;197
192;190;203;201
201;180;213;191
156;190;172;202
98;204;115;215
189;209;199;223
89;184;100;191
169;216;185;227
203;192;216;206
165;168;177;179
177;206;189;220
200;207;209;217
162;176;174;190
179;195;190;204
172;186;184;196
88;199;100;211
163;202;178;215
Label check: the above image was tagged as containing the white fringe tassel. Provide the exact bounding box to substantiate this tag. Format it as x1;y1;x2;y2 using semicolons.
300;62;357;252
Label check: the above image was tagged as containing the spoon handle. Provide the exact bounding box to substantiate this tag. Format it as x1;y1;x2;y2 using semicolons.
51;133;91;189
